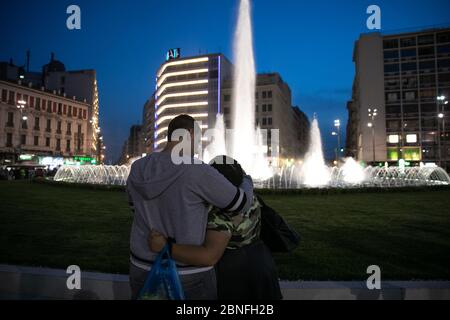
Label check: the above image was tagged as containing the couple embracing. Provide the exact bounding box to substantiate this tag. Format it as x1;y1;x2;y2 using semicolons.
126;115;282;300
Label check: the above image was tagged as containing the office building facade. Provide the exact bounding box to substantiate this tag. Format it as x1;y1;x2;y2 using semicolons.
347;28;450;170
154;53;232;150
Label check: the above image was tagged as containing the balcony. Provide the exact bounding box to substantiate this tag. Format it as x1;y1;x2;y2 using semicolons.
46;128;52;133
33;126;40;131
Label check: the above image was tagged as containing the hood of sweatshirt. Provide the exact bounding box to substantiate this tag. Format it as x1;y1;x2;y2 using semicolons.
126;152;189;201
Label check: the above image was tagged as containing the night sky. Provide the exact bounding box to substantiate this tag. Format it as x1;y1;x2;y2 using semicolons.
1;0;450;162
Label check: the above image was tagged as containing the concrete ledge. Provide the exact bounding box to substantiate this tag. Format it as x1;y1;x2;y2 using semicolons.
1;264;449;300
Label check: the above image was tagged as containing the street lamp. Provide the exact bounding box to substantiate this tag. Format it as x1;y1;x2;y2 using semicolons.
368;108;378;164
334;119;341;161
437;95;447;167
16;100;27;157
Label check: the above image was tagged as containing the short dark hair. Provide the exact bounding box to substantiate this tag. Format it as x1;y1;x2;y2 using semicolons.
167;115;195;142
209;156;244;187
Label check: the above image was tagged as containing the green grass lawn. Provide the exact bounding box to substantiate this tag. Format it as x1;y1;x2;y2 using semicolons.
1;180;450;281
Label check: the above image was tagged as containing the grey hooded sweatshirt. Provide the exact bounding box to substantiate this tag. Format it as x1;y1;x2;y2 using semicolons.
126;152;254;273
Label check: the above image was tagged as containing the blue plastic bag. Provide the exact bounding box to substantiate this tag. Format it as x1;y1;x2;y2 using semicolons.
137;244;185;300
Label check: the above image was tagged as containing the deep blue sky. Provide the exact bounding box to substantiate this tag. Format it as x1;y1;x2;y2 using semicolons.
1;0;450;162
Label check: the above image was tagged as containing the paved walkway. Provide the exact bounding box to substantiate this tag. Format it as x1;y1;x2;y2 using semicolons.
1;264;449;300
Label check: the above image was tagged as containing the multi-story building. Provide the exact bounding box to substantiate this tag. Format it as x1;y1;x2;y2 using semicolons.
154;52;233;150
117;125;145;164
142;95;155;153
144;52;309;160
0;54;101;166
346;28;450;170
222;73;309;159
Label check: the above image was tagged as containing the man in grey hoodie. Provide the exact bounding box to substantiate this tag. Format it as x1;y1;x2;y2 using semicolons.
126;115;254;300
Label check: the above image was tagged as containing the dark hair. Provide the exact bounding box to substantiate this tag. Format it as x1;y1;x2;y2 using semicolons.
209;155;244;187
167;115;195;142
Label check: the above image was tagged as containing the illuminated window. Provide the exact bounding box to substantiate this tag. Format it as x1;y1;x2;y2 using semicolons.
406;134;417;143
388;135;399;144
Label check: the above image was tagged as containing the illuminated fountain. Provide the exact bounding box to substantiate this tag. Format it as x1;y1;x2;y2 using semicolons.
53;0;450;188
300;117;331;187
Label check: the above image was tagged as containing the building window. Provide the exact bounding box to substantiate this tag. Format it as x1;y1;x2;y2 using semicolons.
67;122;72;135
57;121;62;134
384;64;399;74
46;119;51;132
437;32;450;44
7;112;14;127
58;103;62;114
33;117;40;130
262;91;267;99
22;119;28;129
387;92;399;102
56;139;61;151
9;90;15;104
404;91;416;101
35;98;41;110
267;117;272;125
268;104;273;112
29;96;34;108
46;137;50;147
68;106;72;116
401;49;416;59
262;118;267;126
384;39;399;49
63;105;67;114
419;60;435;72
384;50;399;60
388;134;399;144
262;104;267;112
73;107;77;117
21;135;26;145
34;136;39;146
47;100;52;112
78;124;82;133
1;89;7;102
418;34;434;46
406;134;417;144
400;37;416;47
6;133;13;147
66;140;71;152
268;91;272;98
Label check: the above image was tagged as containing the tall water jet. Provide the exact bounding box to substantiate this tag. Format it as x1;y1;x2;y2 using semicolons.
231;0;257;173
300;117;331;187
203;114;227;164
341;157;366;185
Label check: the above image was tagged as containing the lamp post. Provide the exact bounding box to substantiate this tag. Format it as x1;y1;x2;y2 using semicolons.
16;99;27;157
368;108;378;164
437;95;447;168
334;119;341;161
